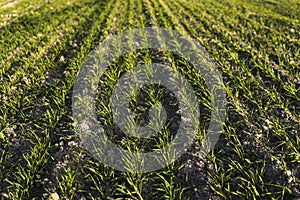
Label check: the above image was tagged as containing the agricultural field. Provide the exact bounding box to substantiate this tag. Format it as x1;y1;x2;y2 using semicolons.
0;0;300;199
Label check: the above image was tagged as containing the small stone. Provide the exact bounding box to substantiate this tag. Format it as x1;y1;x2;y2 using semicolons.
59;56;65;62
49;192;59;200
1;193;8;198
262;125;268;130
68;141;77;147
